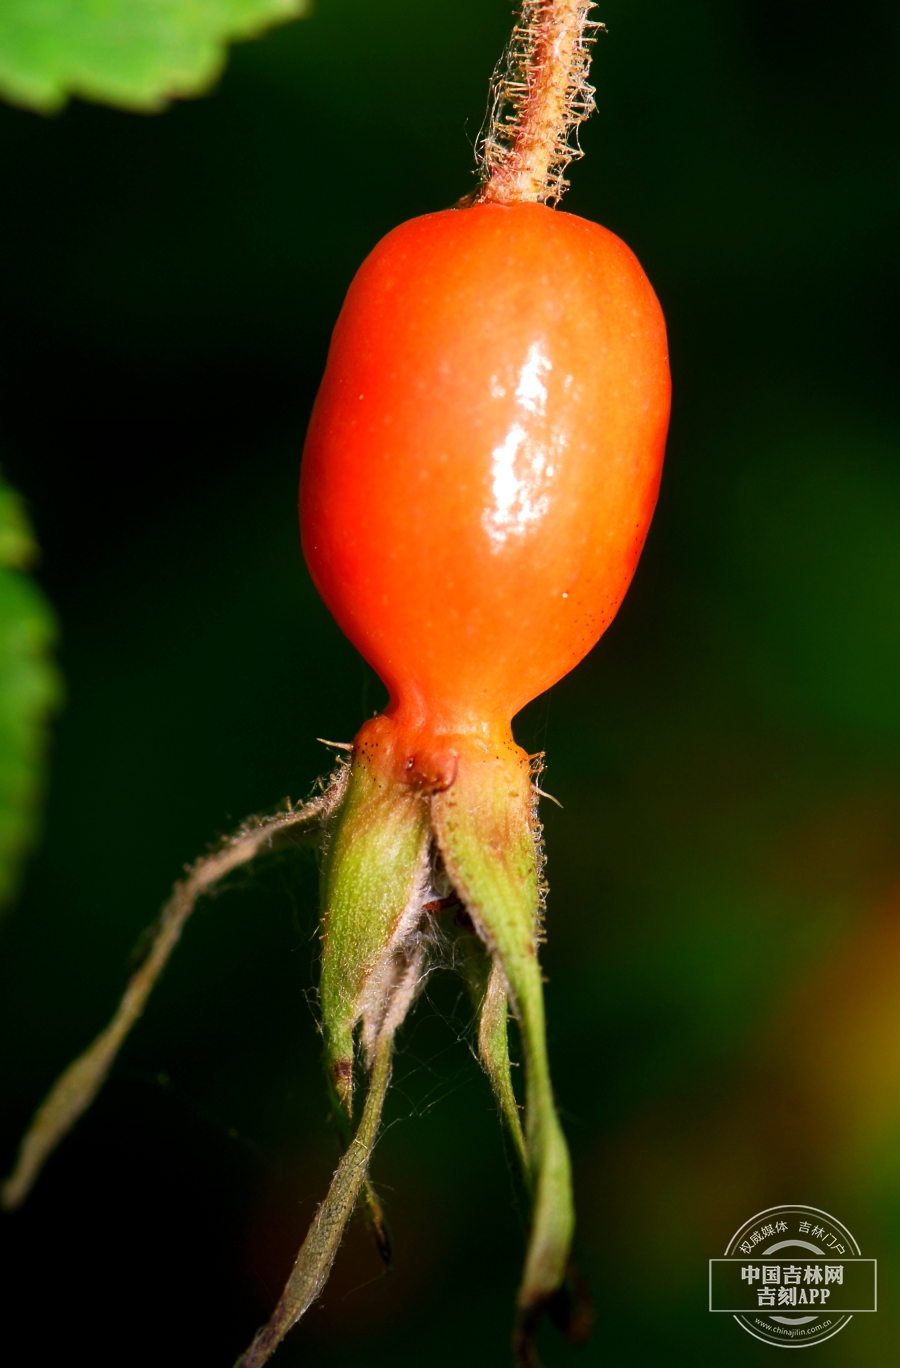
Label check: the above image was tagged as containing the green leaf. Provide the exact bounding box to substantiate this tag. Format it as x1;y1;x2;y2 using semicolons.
0;0;310;115
0;477;60;913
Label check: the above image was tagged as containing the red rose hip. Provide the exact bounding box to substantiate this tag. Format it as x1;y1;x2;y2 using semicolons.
300;201;670;748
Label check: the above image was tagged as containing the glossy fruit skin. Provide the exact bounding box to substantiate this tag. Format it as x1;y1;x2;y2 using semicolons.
301;202;670;743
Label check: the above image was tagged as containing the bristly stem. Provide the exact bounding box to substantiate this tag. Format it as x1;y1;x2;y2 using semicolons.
0;780;346;1212
476;1;604;207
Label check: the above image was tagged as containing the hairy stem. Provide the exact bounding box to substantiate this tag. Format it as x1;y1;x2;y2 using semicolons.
234;1030;394;1368
1;783;344;1212
477;0;602;206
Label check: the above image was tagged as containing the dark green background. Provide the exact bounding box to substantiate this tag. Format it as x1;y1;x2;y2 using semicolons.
1;1;899;1363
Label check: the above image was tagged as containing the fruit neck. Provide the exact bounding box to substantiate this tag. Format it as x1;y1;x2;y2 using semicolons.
353;710;521;794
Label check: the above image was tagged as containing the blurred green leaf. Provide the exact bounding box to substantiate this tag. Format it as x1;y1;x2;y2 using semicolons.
0;0;309;114
0;477;60;913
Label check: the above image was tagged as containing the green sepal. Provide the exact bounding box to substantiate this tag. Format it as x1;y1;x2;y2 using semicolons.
431;735;574;1315
457;930;529;1180
319;733;430;1115
236;1031;395;1368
